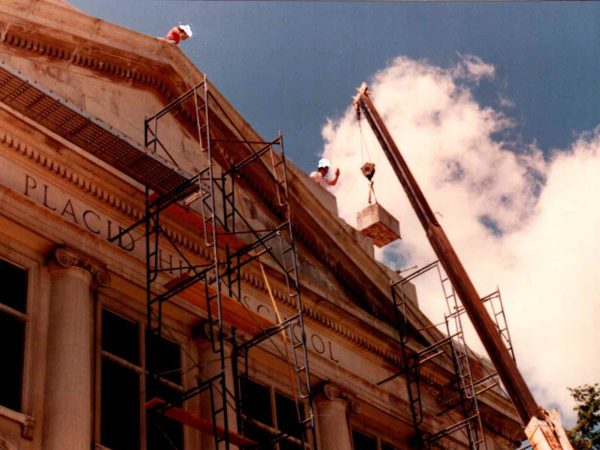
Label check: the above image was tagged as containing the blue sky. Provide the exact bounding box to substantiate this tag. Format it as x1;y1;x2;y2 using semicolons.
70;1;600;173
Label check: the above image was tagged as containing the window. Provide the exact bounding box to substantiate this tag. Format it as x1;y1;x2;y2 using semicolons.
240;377;305;449
352;430;376;450
0;258;28;412
99;309;184;450
352;429;397;450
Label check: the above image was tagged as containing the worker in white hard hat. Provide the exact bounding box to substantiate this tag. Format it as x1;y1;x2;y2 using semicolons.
164;24;193;45
310;158;340;189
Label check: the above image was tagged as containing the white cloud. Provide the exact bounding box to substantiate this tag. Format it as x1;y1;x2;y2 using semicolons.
454;52;496;83
499;95;516;108
320;54;599;427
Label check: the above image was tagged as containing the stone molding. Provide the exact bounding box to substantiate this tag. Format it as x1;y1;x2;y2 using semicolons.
0;126;211;262
317;383;361;414
0;19;180;104
0;127;143;221
48;246;110;287
0;436;16;450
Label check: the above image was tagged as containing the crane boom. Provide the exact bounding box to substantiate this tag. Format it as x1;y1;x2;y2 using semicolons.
353;83;572;449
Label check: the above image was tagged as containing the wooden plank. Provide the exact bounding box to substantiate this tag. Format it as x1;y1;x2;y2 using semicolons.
177;282;274;337
147;192;247;251
146;398;257;447
163;273;191;291
164;202;247;250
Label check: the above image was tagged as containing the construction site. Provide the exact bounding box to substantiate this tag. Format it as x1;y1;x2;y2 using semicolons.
0;1;575;450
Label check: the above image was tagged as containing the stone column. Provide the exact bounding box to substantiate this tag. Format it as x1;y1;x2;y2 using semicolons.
197;332;238;450
315;384;353;450
42;247;110;450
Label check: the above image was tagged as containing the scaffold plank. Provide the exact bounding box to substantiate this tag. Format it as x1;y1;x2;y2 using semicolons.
159;201;247;251
0;61;189;195
146;398;257;447
169;280;274;337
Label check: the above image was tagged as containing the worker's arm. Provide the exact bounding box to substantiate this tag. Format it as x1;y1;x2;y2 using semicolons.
327;168;340;186
164;27;181;44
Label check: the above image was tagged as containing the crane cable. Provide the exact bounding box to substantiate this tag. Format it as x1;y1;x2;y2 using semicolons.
357;111;377;204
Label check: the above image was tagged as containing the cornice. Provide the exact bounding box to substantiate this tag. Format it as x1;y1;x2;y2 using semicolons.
0;126;142;219
0;6;189;105
0;124;212;262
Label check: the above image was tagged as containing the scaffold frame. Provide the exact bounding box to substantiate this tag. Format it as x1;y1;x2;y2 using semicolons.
110;75;317;450
380;261;518;450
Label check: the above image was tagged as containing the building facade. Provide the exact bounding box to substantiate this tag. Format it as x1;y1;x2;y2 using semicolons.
0;1;523;449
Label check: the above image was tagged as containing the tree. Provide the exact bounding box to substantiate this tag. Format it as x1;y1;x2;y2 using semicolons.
567;383;600;449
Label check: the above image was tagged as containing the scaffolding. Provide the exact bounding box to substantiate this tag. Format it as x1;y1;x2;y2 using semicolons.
0;60;524;450
379;261;515;449
110;76;317;449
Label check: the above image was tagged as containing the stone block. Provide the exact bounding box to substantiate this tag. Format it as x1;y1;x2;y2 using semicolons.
356;203;400;247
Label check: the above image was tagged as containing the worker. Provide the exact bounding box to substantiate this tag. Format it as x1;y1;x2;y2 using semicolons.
164;24;193;45
310;158;340;189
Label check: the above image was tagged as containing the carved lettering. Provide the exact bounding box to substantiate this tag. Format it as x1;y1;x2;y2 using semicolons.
291;323;303;343
176;258;185;277
82;210;101;234
60;199;78;224
328;341;339;363
257;304;272;318
117;225;135;251
249;299;341;365
24;174;36;197
43;184;57;211
107;220;135;252
17;173;191;277
311;334;325;354
159;249;173;274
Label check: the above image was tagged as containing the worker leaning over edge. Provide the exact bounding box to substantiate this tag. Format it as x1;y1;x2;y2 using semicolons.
310;158;340;189
164;24;193;45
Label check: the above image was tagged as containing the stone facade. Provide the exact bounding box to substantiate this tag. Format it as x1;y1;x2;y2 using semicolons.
0;1;522;449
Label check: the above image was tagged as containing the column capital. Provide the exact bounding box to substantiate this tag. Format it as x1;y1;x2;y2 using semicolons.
47;246;111;287
317;383;362;413
322;383;343;401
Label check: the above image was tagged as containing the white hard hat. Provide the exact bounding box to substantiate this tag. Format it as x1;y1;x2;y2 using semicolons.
318;158;330;169
179;24;193;38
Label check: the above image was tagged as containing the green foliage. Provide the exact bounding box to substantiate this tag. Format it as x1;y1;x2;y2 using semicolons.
567;383;600;449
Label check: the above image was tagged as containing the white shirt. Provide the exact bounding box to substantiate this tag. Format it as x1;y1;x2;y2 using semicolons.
310;171;329;188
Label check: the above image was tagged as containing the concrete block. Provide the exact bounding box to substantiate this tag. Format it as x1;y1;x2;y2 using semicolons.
356;203;400;247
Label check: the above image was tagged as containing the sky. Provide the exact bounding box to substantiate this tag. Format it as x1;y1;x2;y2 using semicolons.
70;1;600;428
